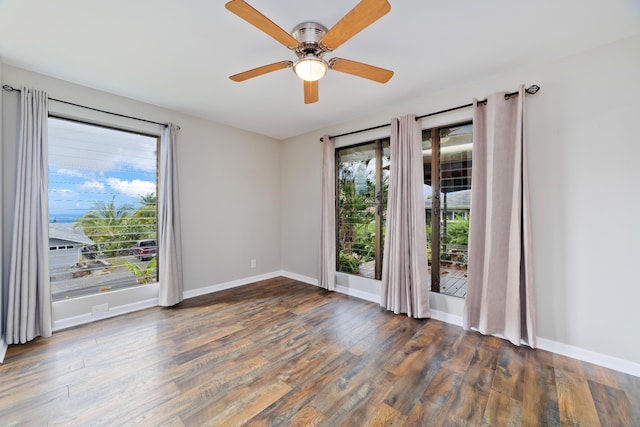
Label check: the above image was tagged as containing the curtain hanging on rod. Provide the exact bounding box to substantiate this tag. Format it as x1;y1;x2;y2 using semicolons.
464;84;536;347
319;135;336;291
158;124;184;306
2;84;178;129
320;85;540;142
380;114;429;318
5;87;52;348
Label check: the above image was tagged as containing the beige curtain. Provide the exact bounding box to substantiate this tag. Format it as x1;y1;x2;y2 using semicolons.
319;135;336;290
381;115;429;318
464;85;536;347
6;87;52;345
158;124;184;306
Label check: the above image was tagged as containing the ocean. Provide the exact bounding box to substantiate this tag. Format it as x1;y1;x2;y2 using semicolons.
49;213;84;224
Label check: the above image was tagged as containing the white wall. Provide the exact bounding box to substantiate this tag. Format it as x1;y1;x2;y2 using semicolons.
281;35;640;367
0;59;5;360
1;65;282;324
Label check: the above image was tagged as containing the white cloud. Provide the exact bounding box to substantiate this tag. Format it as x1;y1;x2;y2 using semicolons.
49;118;157;173
49;188;74;194
107;178;155;198
56;168;90;178
80;181;105;191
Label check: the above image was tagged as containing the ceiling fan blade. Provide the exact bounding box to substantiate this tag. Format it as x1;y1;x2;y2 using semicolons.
330;58;393;83
320;0;391;50
304;80;319;104
229;61;292;82
225;0;299;49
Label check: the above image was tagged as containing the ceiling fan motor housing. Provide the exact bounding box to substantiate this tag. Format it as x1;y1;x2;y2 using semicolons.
292;22;329;57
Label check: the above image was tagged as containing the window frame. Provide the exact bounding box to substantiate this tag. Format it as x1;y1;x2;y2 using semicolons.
47;114;160;300
335;138;389;280
332;111;472;298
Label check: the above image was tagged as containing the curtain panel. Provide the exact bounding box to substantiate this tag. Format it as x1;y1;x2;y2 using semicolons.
464;85;536;347
158;124;184;306
381;115;429;318
319;135;336;291
6;87;52;345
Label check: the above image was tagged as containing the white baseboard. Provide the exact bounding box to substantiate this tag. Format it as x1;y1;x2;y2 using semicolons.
279;271;381;304
430;309;463;326
335;285;380;304
279;271;318;287
537;337;640;378
183;271;283;299
53;297;158;331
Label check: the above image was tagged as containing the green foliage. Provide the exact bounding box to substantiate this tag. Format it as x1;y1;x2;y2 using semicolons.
75;195;157;257
426;214;470;263
138;192;157;206
446;215;469;245
337;159;383;273
132;193;157;240
339;252;361;274
75;196;135;256
440;213;469;264
124;257;157;284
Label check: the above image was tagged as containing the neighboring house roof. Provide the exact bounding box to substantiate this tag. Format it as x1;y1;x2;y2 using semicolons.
424;189;471;209
48;222;94;245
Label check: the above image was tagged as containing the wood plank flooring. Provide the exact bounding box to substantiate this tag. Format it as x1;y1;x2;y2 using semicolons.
1;277;638;426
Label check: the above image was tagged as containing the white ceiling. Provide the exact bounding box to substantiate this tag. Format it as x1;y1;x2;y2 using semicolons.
1;0;639;140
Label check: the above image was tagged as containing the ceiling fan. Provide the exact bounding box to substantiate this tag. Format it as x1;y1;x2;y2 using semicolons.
225;0;394;104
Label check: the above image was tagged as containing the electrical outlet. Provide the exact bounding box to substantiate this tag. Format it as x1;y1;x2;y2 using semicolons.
250;259;257;269
91;303;109;315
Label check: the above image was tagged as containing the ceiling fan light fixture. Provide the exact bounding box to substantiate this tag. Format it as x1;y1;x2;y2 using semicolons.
225;0;393;102
293;55;328;82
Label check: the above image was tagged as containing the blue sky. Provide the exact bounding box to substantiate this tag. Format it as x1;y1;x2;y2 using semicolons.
48;118;157;222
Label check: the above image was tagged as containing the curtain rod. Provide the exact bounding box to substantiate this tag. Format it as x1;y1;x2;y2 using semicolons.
2;84;175;129
320;84;540;142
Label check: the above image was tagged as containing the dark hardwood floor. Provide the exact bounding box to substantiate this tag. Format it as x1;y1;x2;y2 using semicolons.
1;277;639;426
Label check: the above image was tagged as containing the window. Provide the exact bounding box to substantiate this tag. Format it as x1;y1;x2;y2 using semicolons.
423;123;472;297
336;139;390;279
335;123;471;293
48;117;159;301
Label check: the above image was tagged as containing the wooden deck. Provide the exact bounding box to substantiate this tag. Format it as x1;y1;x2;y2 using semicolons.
359;261;467;298
439;266;468;298
1;277;638;426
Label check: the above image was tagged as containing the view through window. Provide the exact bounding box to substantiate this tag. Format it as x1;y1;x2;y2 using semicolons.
48;117;159;301
335;123;472;298
423;123;472;297
336;139;390;279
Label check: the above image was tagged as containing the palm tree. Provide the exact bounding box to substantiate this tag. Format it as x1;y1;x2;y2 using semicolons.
75;196;135;257
138;192;156;207
132;192;157;240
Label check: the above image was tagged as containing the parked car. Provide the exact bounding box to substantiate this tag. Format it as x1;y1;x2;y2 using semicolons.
132;239;156;261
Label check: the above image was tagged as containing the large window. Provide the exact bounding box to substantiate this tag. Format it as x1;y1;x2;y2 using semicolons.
423;123;472;297
336;139;390;279
48;117;159;301
335;123;471;296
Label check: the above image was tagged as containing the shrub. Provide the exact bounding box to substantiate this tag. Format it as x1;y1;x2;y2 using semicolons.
339;252;361;274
